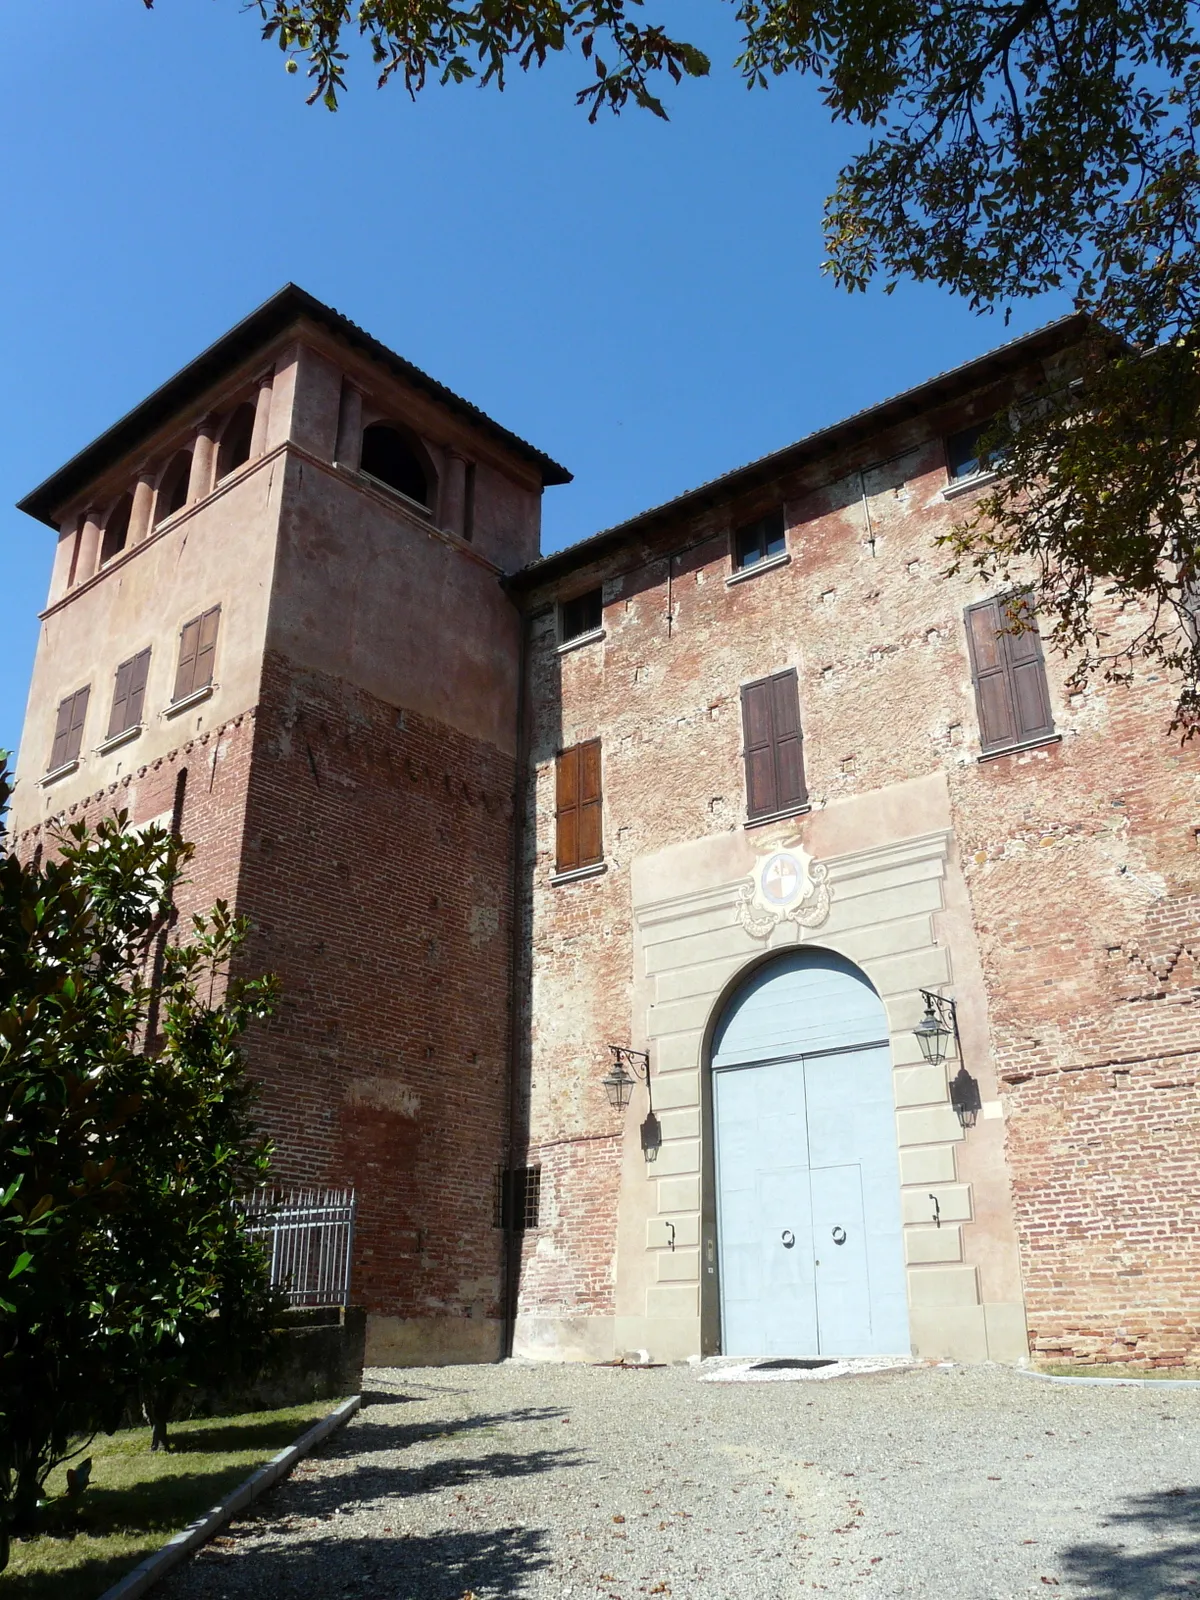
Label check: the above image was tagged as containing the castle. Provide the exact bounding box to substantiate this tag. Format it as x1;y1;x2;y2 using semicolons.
11;286;1200;1368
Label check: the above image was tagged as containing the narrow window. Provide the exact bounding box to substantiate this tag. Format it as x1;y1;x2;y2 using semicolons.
216;403;256;481
741;668;807;822
173;605;221;703
360;422;430;506
494;1166;542;1230
49;685;90;771
733;508;786;571
555;739;603;874
559;588;602;644
155;451;192;525
100;494;133;566
66;516;82;588
107;648;151;739
964;594;1055;754
946;423;1006;482
463;461;476;543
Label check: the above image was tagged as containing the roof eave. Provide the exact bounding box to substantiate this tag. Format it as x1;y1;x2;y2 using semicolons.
17;284;572;528
507;310;1094;594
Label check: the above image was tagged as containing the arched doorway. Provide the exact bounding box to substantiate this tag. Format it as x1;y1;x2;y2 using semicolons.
711;947;909;1357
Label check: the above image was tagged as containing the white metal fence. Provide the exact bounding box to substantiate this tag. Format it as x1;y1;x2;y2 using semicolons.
244;1187;357;1308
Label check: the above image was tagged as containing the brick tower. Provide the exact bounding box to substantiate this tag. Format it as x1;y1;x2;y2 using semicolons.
10;286;571;1364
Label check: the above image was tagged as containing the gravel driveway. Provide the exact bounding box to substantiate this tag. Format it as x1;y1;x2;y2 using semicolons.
163;1360;1200;1599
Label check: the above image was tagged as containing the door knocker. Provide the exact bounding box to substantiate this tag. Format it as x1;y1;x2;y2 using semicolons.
831;1226;847;1246
781;1229;795;1248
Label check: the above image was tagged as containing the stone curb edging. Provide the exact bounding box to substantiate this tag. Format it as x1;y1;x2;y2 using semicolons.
97;1394;362;1600
1017;1368;1200;1389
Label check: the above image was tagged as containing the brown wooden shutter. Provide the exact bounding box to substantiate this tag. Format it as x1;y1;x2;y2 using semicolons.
64;686;89;765
107;659;133;739
50;694;74;770
577;739;603;867
194;606;220;690
1005;597;1055;742
742;670;807;820
741;677;778;819
770;669;807;811
965;595;1053;754
965;598;1018;752
555;744;580;873
555;740;603;873
174;617;200;702
127;648;151;728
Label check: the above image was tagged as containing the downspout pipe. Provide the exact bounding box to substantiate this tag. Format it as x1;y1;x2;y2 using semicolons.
502;602;530;1358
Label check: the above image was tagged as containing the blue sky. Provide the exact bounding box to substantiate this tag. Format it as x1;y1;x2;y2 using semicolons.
0;0;1070;762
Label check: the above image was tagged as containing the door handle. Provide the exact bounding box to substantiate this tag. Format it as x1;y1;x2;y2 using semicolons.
831;1226;847;1245
781;1229;795;1248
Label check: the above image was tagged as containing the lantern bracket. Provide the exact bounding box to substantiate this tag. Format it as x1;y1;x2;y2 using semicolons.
602;1047;660;1161
917;989;961;1062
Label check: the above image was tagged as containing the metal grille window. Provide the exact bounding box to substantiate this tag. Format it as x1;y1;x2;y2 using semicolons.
494;1166;542;1230
242;1187;357;1307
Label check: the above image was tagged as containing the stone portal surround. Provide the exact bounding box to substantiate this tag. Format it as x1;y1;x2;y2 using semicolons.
626;828;1028;1364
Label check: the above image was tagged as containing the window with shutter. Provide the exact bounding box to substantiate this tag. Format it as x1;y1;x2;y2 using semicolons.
555;739;603;874
173;606;220;702
964;594;1055;755
49;685;90;772
107;648;151;739
741;668;808;822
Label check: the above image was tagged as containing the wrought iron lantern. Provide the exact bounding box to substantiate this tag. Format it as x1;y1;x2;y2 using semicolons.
914;990;956;1066
602;1052;637;1111
603;1046;659;1162
914;990;982;1130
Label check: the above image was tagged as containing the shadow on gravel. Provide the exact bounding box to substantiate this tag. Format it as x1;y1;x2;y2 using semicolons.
186;1525;551;1598
269;1445;585;1516
318;1405;567;1458
360;1387;421;1407
1060;1485;1200;1598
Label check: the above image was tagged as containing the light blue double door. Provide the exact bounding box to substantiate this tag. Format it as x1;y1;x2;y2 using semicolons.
712;951;910;1358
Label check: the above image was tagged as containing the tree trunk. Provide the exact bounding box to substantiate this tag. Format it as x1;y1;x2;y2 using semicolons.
146;1382;179;1452
10;1460;42;1536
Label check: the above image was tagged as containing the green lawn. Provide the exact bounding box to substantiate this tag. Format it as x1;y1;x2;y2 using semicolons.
3;1401;339;1600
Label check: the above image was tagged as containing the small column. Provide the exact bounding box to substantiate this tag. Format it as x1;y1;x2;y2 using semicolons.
441;451;467;538
75;509;103;585
249;372;274;459
48;515;79;605
128;470;156;546
187;416;218;504
334;383;363;471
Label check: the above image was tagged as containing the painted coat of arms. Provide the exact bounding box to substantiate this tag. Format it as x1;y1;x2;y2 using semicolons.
735;843;831;939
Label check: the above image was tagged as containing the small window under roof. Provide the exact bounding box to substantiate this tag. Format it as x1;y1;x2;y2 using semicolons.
560;588;602;644
734;509;786;571
946;422;1006;481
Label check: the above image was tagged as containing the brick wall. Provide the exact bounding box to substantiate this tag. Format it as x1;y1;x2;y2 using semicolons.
516;1133;623;1315
12;712;256;942
234;650;516;1330
519;416;1200;1364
